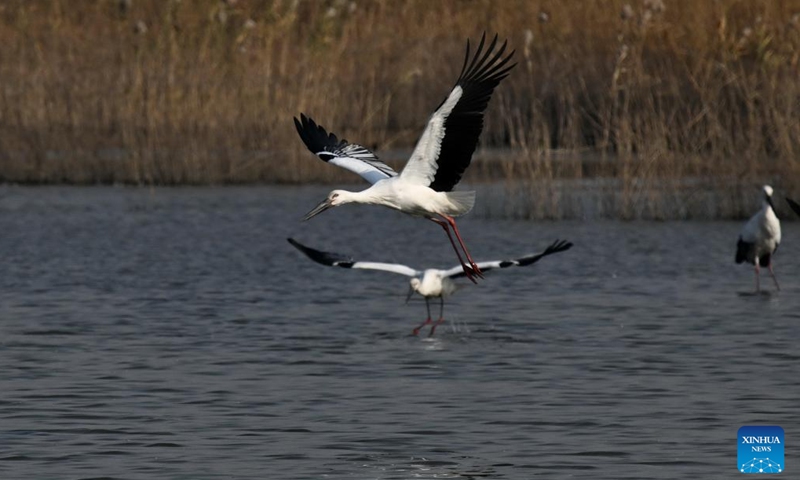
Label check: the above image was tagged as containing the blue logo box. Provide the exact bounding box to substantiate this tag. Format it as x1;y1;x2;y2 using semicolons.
738;426;784;474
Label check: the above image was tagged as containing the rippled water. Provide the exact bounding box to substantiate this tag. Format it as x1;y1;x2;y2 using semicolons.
1;186;798;479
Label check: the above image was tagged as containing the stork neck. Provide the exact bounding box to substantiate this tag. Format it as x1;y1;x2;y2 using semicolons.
330;189;359;206
344;187;383;206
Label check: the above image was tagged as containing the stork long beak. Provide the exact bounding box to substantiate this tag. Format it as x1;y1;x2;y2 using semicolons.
787;197;800;217
766;195;776;212
405;285;415;304
302;199;333;221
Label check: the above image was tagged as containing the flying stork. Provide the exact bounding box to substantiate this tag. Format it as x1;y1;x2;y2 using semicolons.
294;34;516;283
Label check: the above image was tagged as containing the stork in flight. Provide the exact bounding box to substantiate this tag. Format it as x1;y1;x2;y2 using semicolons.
735;185;781;292
294;34;516;283
288;237;572;336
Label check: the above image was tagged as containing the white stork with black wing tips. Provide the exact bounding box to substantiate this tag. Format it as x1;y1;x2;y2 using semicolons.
288;238;572;336
294;33;516;283
736;185;781;292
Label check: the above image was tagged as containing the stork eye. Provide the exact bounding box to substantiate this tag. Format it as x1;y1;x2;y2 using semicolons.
331;193;339;199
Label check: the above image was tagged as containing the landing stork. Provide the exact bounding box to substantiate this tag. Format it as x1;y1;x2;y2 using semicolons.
288;238;572;336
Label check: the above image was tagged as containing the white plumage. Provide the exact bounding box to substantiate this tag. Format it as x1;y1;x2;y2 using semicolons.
735;185;781;292
288;238;572;336
293;34;516;283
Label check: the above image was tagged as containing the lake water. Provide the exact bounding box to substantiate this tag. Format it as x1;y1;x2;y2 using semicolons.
0;186;798;479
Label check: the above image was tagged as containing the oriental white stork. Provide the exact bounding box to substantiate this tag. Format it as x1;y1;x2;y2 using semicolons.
294;34;516;283
736;185;781;292
288;237;572;336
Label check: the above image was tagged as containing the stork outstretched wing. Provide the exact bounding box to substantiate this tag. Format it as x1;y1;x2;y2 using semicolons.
400;34;516;192
288;238;420;277
294;114;397;185
443;239;573;278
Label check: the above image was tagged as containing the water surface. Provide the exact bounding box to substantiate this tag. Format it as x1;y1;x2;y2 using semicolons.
0;186;798;479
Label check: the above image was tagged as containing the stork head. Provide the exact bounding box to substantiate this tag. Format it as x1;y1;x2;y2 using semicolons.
302;190;350;221
762;185;776;211
406;278;422;303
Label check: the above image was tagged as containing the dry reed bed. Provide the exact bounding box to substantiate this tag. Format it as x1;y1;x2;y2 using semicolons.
1;0;800;218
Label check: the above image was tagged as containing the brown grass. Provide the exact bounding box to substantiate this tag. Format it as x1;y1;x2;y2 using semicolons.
1;0;800;218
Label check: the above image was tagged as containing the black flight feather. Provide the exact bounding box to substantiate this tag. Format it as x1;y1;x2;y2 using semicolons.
450;239;572;279
735;237;750;264
429;33;517;192
288;238;354;269
293;114;396;178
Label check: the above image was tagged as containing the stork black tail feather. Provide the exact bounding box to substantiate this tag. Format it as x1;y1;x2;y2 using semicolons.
735;237;750;264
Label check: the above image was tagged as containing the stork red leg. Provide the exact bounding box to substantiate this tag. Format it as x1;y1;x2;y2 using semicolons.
428;217;478;283
429;317;445;336
412;298;433;335
412;318;432;336
754;262;760;293
428;297;446;337
768;261;780;291
442;215;484;279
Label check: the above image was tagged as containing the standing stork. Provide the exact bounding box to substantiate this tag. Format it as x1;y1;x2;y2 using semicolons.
294;34;516;283
736;185;781;292
288;238;572;336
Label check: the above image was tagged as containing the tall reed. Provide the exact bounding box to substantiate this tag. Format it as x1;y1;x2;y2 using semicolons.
1;1;799;218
